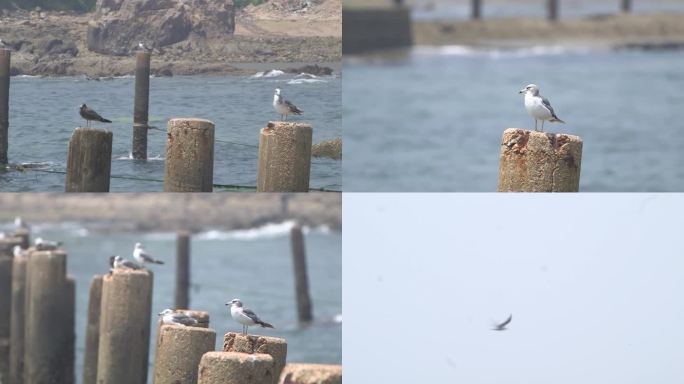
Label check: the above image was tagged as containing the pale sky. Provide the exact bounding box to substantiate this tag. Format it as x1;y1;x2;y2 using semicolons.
344;194;684;383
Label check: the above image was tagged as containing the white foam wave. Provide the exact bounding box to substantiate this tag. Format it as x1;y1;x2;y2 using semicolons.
116;153;164;161
252;69;285;78
287;78;327;85
414;44;596;58
196;221;332;241
295;73;318;79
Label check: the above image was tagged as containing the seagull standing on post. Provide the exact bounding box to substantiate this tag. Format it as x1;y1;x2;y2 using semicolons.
519;84;565;132
79;104;112;127
34;237;62;251
133;242;164;267
112;255;141;270
158;309;199;326
273;88;303;121
226;298;274;335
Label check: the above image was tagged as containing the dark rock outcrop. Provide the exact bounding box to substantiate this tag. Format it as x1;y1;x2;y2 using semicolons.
87;0;235;56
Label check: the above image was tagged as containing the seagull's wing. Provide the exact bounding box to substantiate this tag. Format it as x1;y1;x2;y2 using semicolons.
540;96;559;118
172;313;198;326
499;314;512;327
241;308;261;323
284;100;303;114
123;259;141;269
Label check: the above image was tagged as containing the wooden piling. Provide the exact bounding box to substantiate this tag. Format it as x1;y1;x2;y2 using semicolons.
279;364;342;384
198;351;275;384
497;128;583;192
133;51;151;160
153;324;216;384
24;250;75;384
547;0;559;21
290;225;313;324
257;122;312;192
471;0;481;20
223;333;287;384
0;237;21;383
65;127;113;192
0;48;9;165
164;118;215;192
83;275;103;384
621;0;632;12
175;231;190;309
9;249;28;384
96;269;153;384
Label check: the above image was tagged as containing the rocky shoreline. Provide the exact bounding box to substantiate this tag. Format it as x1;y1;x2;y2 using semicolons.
0;8;341;77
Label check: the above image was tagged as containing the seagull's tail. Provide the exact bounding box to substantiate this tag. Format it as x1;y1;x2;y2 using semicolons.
257;320;274;329
152;259;165;265
100;118;112;123
550;117;565;124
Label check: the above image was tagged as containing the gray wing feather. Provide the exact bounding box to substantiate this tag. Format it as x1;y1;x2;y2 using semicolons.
123;260;141;269
284;100;303;114
173;314;198;325
242;308;261;322
541;97;559;118
499;314;512;327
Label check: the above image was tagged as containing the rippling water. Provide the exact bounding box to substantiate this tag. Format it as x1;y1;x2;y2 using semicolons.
343;47;684;191
0;219;341;383
1;72;341;191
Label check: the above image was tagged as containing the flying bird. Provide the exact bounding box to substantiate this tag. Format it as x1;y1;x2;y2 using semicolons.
492;314;512;331
34;237;62;251
273;88;303;121
133;242;164;267
79;104;112;127
519;84;565;132
226;298;274;335
158;309;199;326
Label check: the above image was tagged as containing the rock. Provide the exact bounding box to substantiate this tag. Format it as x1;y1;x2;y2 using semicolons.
286;64;333;76
30;38;78;57
87;0;235;56
311;138;341;160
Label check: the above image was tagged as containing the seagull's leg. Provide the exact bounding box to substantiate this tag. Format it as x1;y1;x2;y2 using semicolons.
541;120;545;132
534;119;537;131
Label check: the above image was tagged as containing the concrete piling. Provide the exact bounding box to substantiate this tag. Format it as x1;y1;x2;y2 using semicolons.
279;364;342;384
164;118;215;192
24;250;75;384
65;127;113;192
153;324;216;384
197;351;275;384
257;122;312;192
497;128;583;192
223;333;287;384
290;225;313;324
82;275;103;384
0;237;22;383
175;231;190;309
133;51;151;160
8;248;28;384
97;269;153;384
621;0;632;13
0;48;9;165
471;0;481;20
547;0;559;21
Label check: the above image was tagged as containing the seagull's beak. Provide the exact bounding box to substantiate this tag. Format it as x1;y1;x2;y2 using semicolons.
519;89;526;94
158;312;163;315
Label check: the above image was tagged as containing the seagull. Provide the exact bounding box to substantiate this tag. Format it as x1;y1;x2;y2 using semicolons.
14;216;28;229
112;255;141;270
13;245;28;258
0;39;7;49
79;104;112;128
492;314;512;331
133;242;164;267
158;309;199;326
273;88;303;121
519;84;565;132
226;298;274;335
34;237;61;251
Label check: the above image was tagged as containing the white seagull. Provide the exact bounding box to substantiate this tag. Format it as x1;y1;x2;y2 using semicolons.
14;216;28;229
226;298;274;335
0;39;7;49
138;41;152;52
273;88;303;121
112;255;141;270
492;314;512;331
133;242;164;267
519;84;565;132
13;245;28;258
34;237;62;251
158;309;199;326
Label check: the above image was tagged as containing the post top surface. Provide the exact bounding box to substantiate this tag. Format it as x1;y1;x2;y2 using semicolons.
504;128;582;142
161;323;216;333
224;332;287;344
202;351;274;362
168;118;214;124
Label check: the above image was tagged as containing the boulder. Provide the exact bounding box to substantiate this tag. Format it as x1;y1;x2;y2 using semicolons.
87;0;235;56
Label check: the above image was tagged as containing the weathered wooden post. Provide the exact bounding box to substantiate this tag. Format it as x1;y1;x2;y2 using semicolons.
175;231;190;309
497;128;582;192
0;48;9;165
65;127;113;192
24;250;75;384
223;333;287;384
153;324;216;384
547;0;559;21
83;275;103;384
164;118;215;192
97;269;153;384
257;122;312;192
133;51;150;160
471;0;481;20
198;352;275;384
9;246;28;384
621;0;632;13
0;238;19;383
290;225;313;324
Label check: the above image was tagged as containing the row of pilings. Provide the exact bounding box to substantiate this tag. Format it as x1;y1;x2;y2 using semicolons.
0;224;338;384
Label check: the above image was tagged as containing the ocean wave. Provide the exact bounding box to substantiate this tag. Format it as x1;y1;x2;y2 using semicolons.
295;73;318;79
287;78;327;85
414;44;597;58
196;220;331;241
252;69;285;78
116;153;165;161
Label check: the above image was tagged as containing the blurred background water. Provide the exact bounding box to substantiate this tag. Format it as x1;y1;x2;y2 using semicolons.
1;71;341;191
344;47;684;191
0;218;341;384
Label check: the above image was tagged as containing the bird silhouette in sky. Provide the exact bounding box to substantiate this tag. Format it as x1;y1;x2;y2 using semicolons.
492;314;512;331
